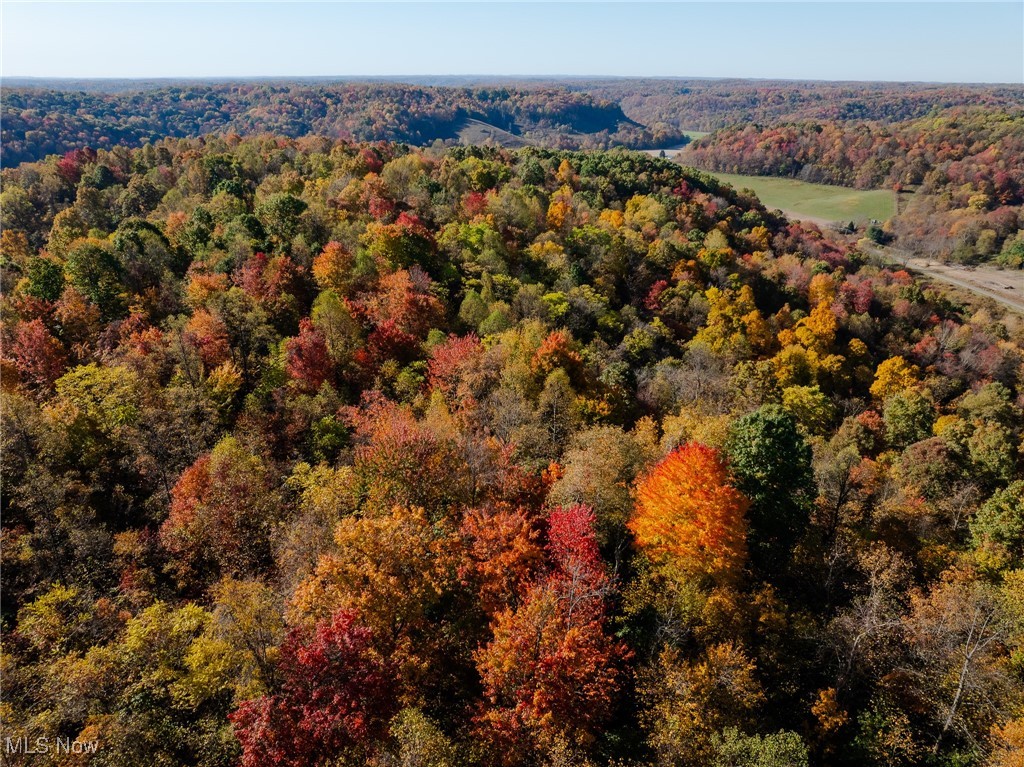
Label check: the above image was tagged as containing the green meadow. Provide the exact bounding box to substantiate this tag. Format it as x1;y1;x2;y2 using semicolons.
708;171;895;225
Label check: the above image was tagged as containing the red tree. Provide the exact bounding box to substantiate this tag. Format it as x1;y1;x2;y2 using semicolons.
231;609;397;767
285;318;333;393
474;504;626;761
159;437;279;587
10;319;67;393
359;266;444;339
427;333;483;399
460;504;543;616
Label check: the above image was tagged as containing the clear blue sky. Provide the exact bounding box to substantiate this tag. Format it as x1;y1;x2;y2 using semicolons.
2;2;1022;83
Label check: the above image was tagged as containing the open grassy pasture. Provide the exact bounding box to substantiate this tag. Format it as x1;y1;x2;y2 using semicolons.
707;171;895;225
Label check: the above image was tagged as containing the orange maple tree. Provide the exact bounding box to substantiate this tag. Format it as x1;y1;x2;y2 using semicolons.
629;442;748;581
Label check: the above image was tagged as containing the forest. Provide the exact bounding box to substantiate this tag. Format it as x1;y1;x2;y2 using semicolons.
1;132;1022;767
575;79;1024;133
0;82;681;166
8;78;1024;168
681;108;1024;266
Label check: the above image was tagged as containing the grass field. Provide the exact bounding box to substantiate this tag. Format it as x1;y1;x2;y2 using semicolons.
707;172;895;225
457;118;529;148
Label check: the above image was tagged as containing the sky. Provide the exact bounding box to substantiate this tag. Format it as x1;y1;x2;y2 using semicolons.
2;1;1022;84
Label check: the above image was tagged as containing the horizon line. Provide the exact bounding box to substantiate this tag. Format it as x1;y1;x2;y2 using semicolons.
4;74;1022;86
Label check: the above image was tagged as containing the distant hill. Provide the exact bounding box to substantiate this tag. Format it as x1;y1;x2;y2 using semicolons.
564;78;1024;132
0;82;677;165
6;76;1021;167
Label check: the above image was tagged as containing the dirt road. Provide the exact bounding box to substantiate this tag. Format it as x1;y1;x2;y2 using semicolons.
862;243;1024;315
641;147;686;160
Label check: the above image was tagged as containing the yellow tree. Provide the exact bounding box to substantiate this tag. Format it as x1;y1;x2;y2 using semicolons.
641;642;765;766
870;355;920;400
311;241;355;295
694;285;771;357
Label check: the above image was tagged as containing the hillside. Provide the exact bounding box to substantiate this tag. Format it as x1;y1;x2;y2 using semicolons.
1;136;1022;767
679;108;1024;266
8;77;1023;170
0;82;677;166
576;78;1024;132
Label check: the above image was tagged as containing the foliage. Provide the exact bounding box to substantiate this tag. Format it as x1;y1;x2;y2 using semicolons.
726;405;815;572
1;134;1021;767
231;609;398;767
683;109;1024;264
630;443;749;583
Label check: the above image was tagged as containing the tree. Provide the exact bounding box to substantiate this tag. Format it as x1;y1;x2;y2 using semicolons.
256;193;308;250
475;586;623;762
209;577;286;696
310;289;362;368
231;609;398;767
726;405;814;572
9;319;67;393
113;218;185;291
24;256;66;301
160;436;281;588
311;241;355;294
362;213;437;273
970;481;1024;570
987;717;1024;767
694;285;770;357
388;708;461;767
459;504;543;617
870;356;919;401
537;370;580;459
290;504;460;701
291;504;458;632
629;443;748;584
359;266;444;339
827;545;911;691
348;400;470;518
48;363;146;470
781;384;835;436
958;382;1017;427
474;505;625;762
548;424;656;558
710;728;810;767
546;504;607;621
285;318;333;393
532;329;584;381
64;239;127;320
903;575;1022;755
426;332;484;402
641;643;765;767
92;601;242;767
208;287;278;387
185;309;232;372
967;421;1018;486
883;388;935;450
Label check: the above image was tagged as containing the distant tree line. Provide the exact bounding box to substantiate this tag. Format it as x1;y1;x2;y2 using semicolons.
1;83;683;166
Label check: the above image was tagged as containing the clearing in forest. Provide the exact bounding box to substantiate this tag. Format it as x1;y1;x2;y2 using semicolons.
706;171;895;226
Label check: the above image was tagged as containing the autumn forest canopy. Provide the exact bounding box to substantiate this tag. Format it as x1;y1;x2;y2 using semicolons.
0;76;1023;767
5;78;1024;265
0;81;678;167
